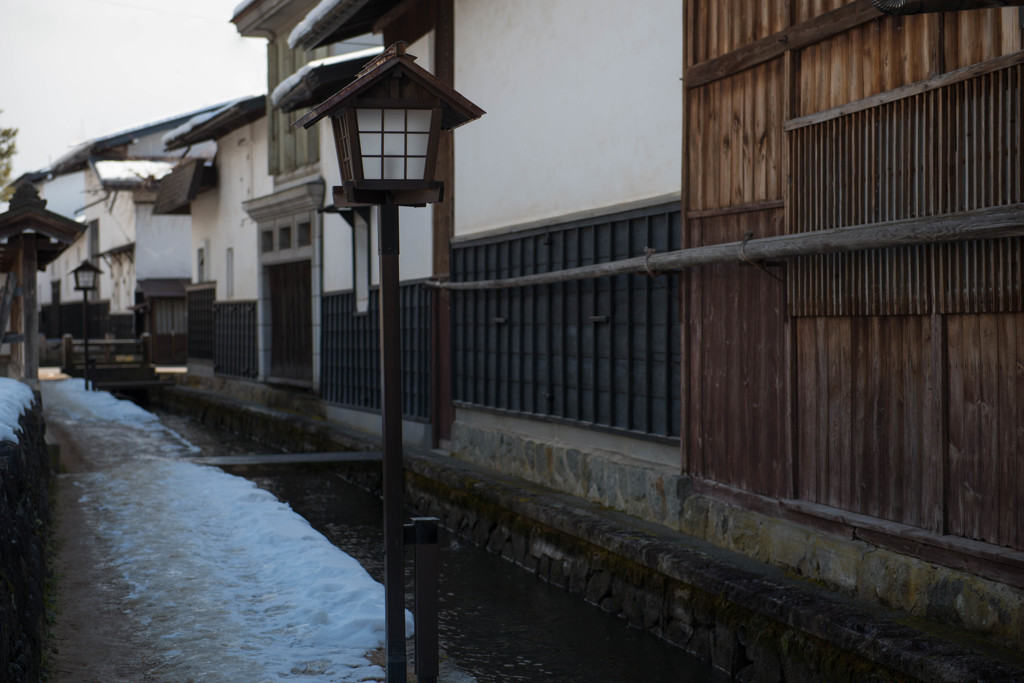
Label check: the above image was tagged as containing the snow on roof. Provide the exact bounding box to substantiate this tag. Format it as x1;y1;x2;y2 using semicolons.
93;160;174;184
288;0;351;49
161;95;263;147
271;47;384;108
0;378;35;443
232;0;259;19
51;103;232;174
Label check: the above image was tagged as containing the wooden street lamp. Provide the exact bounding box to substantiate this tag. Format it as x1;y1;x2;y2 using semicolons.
294;41;483;683
71;260;101;391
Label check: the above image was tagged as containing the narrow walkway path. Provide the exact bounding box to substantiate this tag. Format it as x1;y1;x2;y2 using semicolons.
47;444;162;682
42;379;404;682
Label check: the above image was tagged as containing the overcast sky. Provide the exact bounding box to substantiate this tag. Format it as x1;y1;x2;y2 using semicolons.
0;0;267;182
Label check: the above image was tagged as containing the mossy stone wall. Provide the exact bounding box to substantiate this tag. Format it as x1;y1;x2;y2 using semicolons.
0;399;50;683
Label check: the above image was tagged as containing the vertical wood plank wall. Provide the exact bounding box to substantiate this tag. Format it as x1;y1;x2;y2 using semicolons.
683;1;1024;548
266;41;325;176
688;209;790;497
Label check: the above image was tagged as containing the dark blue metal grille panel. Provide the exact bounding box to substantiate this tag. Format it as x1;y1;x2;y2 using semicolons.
452;203;682;440
187;287;214;360
214;301;258;379
321;282;431;421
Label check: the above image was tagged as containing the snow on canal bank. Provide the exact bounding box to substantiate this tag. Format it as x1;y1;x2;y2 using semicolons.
40;378;411;682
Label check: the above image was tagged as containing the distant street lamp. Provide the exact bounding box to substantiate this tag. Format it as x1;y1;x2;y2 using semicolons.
294;41;483;683
71;260;101;391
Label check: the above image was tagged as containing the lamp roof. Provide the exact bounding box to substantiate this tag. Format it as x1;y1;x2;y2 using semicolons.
292;42;484;132
71;259;103;275
0;182;86;271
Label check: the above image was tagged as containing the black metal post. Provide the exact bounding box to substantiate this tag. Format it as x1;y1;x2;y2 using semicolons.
81;289;90;391
378;199;406;682
411;517;439;683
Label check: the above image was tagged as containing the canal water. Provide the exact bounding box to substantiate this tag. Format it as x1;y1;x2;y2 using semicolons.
153;409;728;683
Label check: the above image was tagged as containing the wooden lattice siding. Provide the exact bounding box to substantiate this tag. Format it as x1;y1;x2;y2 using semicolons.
790;239;1023;317
683;2;1024;561
214;301;258;379
451;204;682;440
320;283;431;420
186;287;214;360
790;58;1023;230
789;57;1023;317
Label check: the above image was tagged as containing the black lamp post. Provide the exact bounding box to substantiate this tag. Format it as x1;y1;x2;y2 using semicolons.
71;260;101;391
294;42;483;683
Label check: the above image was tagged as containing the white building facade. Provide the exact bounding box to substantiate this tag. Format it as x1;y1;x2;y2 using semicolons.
32;111;218;362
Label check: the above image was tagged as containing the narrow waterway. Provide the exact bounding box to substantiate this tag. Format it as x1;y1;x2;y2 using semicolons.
154;409;729;683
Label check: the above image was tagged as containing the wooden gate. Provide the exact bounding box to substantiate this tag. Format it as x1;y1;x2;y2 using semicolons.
268;260;312;384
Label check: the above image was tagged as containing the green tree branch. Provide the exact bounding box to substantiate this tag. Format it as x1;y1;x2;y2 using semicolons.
0;110;19;203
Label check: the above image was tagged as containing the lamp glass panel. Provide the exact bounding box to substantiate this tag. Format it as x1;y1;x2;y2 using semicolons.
383;109;405;131
356;108;382;131
75;269;96;290
407;133;429;156
383;133;405;156
407;109;431;132
353;108;435;181
363;157;382;180
406;157;426;180
383;157;405;180
359;133;381;156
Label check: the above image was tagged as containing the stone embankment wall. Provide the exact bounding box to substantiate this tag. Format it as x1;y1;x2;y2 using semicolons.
0;398;50;683
400;454;1023;682
451;421;1024;654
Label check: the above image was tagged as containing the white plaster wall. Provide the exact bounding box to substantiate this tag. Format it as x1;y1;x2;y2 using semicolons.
134;203;191;280
39;170;136;307
36;172;87;307
37;171;87;219
191;117;271;301
409;31;433;73
85;187;136;255
39;240;84;307
320;123;354;294
33;130;216;310
395;31;433;281
453;0;682;235
107;254;134;314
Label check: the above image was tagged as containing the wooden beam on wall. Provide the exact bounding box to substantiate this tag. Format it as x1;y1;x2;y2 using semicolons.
685;0;882;89
680;0;691;476
784;49;1024;130
433;0;455;275
380;0;436;48
21;236;38;385
432;0;455;446
432;204;1024;291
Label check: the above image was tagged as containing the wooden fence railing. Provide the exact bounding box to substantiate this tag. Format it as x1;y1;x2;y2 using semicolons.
60;333;163;389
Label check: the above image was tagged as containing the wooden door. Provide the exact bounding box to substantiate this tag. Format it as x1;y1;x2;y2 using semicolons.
268;260;312;384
